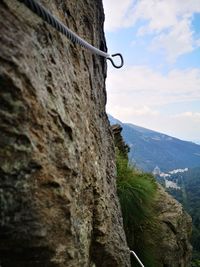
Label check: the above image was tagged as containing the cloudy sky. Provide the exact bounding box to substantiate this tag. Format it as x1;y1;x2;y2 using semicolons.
102;0;200;142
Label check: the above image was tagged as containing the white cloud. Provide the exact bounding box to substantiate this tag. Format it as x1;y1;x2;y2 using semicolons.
103;0;134;31
103;0;200;61
106;66;200;107
151;17;196;62
107;105;158;120
173;112;200;121
133;0;178;34
133;0;200;34
166;112;200;140
131;106;159;116
103;0;200;32
103;1;200;140
106;65;200;140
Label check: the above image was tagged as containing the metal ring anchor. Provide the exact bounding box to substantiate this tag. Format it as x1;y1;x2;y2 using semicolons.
107;53;124;69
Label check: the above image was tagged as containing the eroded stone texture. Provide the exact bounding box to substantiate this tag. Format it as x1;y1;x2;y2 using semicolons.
153;185;192;267
140;184;192;267
0;1;130;266
111;124;129;160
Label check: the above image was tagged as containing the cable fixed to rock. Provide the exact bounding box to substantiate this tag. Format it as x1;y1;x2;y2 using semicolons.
17;0;124;68
130;250;145;267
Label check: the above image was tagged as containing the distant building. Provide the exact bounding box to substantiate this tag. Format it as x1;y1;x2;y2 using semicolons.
153;166;161;176
165;179;181;190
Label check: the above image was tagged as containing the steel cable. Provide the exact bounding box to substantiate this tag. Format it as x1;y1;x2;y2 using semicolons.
17;0;124;68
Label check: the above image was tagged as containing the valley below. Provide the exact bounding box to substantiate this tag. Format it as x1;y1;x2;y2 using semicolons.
109;114;200;266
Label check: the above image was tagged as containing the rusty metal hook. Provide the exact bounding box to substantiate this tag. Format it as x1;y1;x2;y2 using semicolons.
107;53;124;69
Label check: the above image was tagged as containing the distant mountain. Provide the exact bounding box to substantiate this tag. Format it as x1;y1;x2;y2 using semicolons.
109;114;200;172
193;140;200;145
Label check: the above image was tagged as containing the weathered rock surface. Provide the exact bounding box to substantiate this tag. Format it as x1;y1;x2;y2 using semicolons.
111;124;129;160
138;184;192;267
0;0;130;266
151;185;192;267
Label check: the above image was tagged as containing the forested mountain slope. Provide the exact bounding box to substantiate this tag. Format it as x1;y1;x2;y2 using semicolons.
109;115;200;172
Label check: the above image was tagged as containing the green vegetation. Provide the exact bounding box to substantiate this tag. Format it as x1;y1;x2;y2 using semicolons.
192;259;200;267
116;150;157;266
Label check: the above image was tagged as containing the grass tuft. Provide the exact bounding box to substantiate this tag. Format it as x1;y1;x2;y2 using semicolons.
116;150;157;266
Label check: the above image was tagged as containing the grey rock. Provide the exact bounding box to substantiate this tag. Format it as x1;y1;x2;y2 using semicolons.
0;0;130;266
156;185;192;266
144;184;192;267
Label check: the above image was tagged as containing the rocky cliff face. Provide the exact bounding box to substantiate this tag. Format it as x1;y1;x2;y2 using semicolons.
151;185;192;267
111;124;129;160
0;1;130;266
